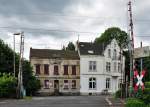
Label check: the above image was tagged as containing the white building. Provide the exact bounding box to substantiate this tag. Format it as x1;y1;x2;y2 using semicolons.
78;39;125;95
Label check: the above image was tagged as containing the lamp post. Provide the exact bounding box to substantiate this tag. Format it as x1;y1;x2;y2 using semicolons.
13;33;21;77
14;32;24;99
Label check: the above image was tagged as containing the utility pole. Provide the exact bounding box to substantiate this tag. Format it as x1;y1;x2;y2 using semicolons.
140;42;143;73
13;34;15;77
128;0;134;97
17;32;24;99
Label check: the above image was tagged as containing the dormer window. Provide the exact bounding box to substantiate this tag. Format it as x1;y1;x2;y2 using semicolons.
88;50;94;54
81;44;84;47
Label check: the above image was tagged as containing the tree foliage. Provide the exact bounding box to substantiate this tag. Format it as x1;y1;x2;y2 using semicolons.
135;57;150;82
0;39;40;96
94;27;128;49
63;42;75;51
22;60;41;96
0;73;17;98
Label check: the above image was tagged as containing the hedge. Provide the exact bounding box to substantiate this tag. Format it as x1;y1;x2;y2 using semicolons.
125;98;146;107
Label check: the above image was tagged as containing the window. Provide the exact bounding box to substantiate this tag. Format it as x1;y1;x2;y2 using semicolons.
44;64;49;75
89;77;96;89
64;65;68;75
44;80;49;89
113;49;117;60
72;80;76;89
88;50;94;54
108;49;111;58
114;62;117;72
106;62;111;72
118;79;122;89
35;64;40;75
54;65;59;75
106;78;110;89
64;80;69;89
118;62;121;72
72;65;76;75
89;61;96;71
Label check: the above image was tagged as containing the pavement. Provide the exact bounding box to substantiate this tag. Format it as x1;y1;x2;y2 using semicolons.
105;97;125;107
0;96;124;107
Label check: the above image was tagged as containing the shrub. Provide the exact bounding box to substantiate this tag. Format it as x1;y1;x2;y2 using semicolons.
145;82;150;88
0;73;17;98
26;76;41;96
141;88;150;104
115;89;121;98
125;98;145;107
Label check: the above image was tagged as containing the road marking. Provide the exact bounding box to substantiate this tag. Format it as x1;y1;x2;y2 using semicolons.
105;97;112;106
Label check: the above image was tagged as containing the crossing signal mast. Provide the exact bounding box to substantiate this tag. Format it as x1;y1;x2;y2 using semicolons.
128;0;134;97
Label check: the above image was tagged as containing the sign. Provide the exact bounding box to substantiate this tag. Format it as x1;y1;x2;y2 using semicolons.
134;69;146;91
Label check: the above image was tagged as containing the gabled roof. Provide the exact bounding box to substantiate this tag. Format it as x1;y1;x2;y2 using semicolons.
134;46;150;58
30;48;79;60
78;42;106;55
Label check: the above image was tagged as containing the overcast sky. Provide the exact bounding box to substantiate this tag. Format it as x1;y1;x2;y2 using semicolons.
0;0;150;59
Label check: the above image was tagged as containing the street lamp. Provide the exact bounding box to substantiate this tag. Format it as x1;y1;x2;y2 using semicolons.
13;33;21;77
13;32;25;99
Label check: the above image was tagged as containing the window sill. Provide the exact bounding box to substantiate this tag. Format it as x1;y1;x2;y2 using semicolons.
88;70;97;72
44;88;50;89
54;74;59;75
63;88;69;90
89;88;96;90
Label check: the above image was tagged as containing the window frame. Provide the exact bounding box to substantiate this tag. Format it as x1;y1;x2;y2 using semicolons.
72;80;76;89
35;64;41;75
64;80;69;89
89;77;96;90
106;78;110;89
54;65;59;75
114;62;117;72
113;49;117;60
106;62;111;72
89;61;97;71
44;80;49;89
118;62;121;72
72;65;76;75
63;65;68;75
108;49;111;58
44;64;49;75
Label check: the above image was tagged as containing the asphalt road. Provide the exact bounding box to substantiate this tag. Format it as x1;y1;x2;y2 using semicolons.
0;96;110;107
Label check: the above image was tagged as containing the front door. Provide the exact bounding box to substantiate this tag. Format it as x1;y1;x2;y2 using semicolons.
54;80;59;95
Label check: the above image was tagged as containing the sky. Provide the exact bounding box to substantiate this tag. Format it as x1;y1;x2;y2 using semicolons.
0;0;150;59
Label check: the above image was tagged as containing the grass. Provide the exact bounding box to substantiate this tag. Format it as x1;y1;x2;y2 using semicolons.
23;96;32;100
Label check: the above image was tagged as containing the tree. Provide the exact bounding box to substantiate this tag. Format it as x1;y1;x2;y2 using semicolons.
0;39;40;96
135;57;150;82
22;60;41;96
66;42;75;51
0;39;17;74
0;73;17;98
94;27;128;49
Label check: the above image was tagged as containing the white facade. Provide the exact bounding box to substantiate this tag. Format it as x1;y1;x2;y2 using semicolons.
79;39;125;95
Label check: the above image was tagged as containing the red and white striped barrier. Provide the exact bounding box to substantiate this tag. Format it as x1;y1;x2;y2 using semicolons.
134;69;146;91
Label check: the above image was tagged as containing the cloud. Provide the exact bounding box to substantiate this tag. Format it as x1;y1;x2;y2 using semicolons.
0;0;150;59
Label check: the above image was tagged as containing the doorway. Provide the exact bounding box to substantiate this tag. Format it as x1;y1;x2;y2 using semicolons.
54;80;59;95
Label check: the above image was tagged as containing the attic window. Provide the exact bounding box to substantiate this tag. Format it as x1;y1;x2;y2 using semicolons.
81;45;84;47
88;50;94;54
